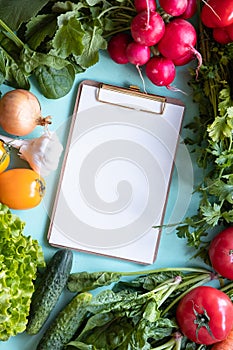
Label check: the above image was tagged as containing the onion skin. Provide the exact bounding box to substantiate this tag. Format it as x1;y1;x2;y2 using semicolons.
0;89;52;136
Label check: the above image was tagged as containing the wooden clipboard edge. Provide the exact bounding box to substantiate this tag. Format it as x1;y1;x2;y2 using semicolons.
78;79;185;109
47;79;186;265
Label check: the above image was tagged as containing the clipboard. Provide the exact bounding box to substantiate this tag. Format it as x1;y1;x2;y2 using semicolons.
47;80;185;264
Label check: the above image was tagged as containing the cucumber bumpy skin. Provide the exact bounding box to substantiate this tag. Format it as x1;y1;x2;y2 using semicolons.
36;292;92;350
26;249;73;335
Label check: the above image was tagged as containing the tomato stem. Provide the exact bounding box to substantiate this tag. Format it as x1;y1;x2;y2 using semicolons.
193;304;216;343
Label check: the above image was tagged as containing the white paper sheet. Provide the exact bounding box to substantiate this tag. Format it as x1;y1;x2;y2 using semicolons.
48;81;185;264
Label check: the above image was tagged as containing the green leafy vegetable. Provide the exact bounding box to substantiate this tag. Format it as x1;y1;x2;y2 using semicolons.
0;0;136;98
175;14;233;263
0;203;45;341
0;0;50;31
65;267;214;350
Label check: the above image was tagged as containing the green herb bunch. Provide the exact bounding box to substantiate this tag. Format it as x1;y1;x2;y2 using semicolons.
176;21;233;263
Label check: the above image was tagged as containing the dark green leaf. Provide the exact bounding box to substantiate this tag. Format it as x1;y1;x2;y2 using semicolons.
0;48;6;84
113;272;182;293
73;26;107;69
20;47;71;73
67;271;122;293
67;342;98;350
0;47;30;89
5;59;30;90
77;313;135;349
0;0;50;31
25;14;57;50
34;63;75;99
86;289;142;315
51;15;85;58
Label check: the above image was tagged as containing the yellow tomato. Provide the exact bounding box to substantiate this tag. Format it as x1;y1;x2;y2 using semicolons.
0;140;10;173
0;168;46;209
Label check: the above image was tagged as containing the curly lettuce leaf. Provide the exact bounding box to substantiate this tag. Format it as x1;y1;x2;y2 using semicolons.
0;203;45;341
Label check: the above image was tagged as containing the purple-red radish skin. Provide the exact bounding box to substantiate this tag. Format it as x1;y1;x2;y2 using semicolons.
131;10;165;46
107;33;132;64
213;27;232;44
172;51;194;66
157;19;197;60
159;0;188;17
126;42;151;65
146;56;176;87
180;0;197;19
134;0;156;12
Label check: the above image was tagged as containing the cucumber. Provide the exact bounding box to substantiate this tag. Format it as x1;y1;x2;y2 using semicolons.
26;249;73;335
36;292;92;350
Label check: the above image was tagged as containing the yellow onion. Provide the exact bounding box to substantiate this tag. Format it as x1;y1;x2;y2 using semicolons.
0;89;52;136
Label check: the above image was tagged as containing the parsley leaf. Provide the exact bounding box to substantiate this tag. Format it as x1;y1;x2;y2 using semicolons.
175;20;233;262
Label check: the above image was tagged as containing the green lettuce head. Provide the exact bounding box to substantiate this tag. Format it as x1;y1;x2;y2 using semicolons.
0;203;45;341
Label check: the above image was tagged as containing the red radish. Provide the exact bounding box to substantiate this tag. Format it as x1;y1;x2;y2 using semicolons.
213;27;232;44
146;56;176;87
172;51;194;66
134;0;156;12
180;0;197;19
201;0;233;28
131;10;165;46
159;0;188;17
107;33;132;64
126;42;151;65
157;19;202;74
226;23;233;41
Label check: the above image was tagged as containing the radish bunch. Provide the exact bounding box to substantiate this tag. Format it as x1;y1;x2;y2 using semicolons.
107;0;200;90
200;0;233;45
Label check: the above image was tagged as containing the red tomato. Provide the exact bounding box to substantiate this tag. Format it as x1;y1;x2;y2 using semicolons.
201;0;233;28
209;227;233;279
176;286;233;345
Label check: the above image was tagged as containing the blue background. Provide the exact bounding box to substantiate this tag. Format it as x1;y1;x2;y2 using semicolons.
0;50;210;349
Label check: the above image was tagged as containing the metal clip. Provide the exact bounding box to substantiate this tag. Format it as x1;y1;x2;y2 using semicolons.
97;83;167;115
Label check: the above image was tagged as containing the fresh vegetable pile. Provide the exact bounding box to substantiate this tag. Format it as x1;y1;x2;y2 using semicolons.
0;203;45;341
175;3;233;262
0;0;201;98
0;0;137;99
0;1;233;349
108;0;200;90
0;1;232;99
24;249;233;350
0;88;64;209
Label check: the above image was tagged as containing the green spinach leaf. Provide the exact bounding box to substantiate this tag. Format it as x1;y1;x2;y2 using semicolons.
34;63;75;99
0;0;50;31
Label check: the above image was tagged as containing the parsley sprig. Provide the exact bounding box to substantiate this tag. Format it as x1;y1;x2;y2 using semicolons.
176;20;233;263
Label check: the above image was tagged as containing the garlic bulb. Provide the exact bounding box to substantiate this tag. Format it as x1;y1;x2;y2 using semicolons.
0;132;64;176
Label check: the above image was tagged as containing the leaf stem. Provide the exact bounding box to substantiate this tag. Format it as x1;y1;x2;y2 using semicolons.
97;6;135;20
151;333;182;350
0;19;24;48
161;274;213;317
118;266;211;277
157;276;182;308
